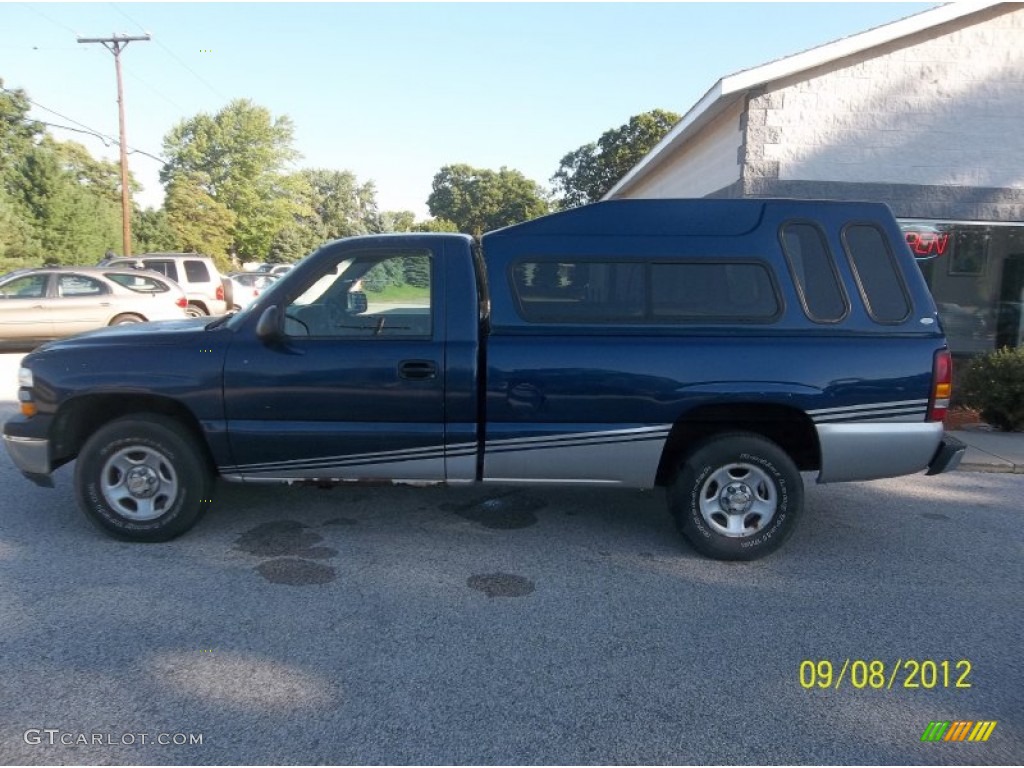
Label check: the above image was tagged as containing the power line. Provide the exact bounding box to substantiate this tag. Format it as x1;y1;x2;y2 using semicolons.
2;88;168;164
18;2;80;36
109;2;227;102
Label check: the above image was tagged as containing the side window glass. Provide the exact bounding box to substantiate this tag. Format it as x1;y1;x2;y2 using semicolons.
0;274;48;298
780;223;847;322
58;275;107;297
284;250;432;339
512;261;645;322
650;263;779;320
184;260;210;283
843;224;911;323
144;261;176;281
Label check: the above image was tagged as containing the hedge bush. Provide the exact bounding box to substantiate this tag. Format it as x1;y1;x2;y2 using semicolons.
960;346;1024;431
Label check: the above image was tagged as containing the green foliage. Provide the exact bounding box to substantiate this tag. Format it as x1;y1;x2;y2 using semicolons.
427;163;549;237
414;217;458;233
378;210;417;233
551;108;680;209
164;172;237;269
132;208;179;254
6;139;122;265
403;255;430;288
161;99;303;260
299;168;379;240
960;346;1024;431
1;79;42;180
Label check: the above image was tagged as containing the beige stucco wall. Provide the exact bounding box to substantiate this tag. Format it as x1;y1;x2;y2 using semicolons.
622;100;744;198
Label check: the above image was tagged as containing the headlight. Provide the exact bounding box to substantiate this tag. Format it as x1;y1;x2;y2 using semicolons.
18;367;33;388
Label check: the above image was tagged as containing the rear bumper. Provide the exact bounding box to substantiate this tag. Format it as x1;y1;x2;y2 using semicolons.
926;435;966;475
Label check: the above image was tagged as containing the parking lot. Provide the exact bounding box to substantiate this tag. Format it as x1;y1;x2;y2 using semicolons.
0;352;1020;765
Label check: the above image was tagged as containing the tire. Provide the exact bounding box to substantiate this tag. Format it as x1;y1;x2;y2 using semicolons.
668;432;803;560
74;414;214;542
109;313;145;325
185;303;208;318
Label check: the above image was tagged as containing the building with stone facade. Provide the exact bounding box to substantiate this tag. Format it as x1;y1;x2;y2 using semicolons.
606;0;1024;357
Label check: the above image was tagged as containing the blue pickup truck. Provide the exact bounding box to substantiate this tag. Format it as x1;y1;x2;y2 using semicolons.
3;199;964;559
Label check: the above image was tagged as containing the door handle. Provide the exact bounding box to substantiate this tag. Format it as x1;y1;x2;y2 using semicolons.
399;360;437;380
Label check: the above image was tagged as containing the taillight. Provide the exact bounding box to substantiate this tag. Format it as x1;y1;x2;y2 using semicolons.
928;349;953;422
176;297;188;308
216;285;225;301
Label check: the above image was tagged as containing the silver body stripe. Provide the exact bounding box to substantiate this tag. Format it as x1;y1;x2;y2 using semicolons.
807;399;928;416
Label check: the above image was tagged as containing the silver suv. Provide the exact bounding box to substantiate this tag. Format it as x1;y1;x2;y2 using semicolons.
105;253;232;317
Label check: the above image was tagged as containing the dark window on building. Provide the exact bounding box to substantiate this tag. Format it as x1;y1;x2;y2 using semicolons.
650;263;778;319
843;224;911;323
511;259;778;323
184;260;211;283
781;223;847;322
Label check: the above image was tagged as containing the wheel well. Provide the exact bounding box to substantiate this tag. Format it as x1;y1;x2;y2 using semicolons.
655;403;820;486
187;301;209;313
50;394;214;469
109;312;146;324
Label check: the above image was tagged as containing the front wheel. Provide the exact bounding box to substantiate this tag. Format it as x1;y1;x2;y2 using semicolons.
668;433;803;560
74;414;214;541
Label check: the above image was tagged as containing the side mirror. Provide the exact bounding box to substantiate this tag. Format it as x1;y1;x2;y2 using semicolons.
347;290;368;315
255;305;282;343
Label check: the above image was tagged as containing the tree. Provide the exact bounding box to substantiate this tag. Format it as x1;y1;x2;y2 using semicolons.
0;79;41;179
132;208;179;254
299;169;379;240
427;164;549;237
551;109;680;209
161;99;302;259
6;139;122;265
164;172;236;267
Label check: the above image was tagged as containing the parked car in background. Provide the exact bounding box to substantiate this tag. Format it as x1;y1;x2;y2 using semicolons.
0;267;188;345
255;263;294;276
226;272;278;311
104;253;231;317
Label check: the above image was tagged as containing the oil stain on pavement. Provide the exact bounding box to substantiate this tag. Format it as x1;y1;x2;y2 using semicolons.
236;521;339;585
467;572;536;598
441;492;545;529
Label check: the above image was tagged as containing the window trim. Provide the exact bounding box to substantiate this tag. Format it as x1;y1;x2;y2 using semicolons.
778;219;850;324
840;221;912;325
508;257;784;325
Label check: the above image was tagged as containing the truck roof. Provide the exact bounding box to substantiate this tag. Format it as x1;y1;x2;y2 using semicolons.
483;198;895;240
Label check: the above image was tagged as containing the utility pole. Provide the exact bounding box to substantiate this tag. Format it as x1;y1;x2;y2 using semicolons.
77;33;150;257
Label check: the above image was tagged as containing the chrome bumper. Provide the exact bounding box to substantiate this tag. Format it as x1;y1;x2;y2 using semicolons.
3;435;54;486
816;422;945;483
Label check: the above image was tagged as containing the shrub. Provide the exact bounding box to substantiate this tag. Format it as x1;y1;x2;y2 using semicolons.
959;346;1024;431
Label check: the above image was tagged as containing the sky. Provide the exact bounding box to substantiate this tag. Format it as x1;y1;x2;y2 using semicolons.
0;1;937;219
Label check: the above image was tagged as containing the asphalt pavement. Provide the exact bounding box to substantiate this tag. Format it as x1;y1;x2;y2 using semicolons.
0;352;1021;765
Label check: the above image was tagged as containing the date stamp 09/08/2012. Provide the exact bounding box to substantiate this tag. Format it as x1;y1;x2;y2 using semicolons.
798;658;973;691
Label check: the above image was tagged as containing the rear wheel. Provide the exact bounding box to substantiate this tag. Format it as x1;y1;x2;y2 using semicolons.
109;313;145;325
185;303;208;318
668;433;803;560
74;414;213;542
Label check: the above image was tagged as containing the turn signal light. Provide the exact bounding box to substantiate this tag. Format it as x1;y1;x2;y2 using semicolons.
20;402;37;417
928;349;953;422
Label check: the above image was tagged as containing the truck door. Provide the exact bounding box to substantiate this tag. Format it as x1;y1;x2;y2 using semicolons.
222;245;446;481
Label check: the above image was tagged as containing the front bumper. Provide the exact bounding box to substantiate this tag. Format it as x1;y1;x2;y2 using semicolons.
926;435;966;475
3;430;55;488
